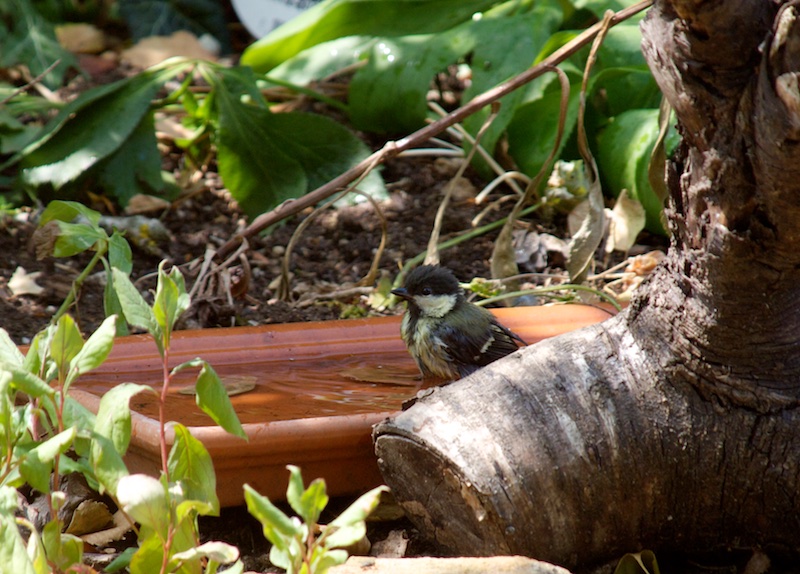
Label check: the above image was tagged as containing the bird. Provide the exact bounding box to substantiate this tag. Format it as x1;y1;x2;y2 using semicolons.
391;265;526;381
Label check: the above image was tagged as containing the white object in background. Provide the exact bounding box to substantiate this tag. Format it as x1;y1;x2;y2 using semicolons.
232;0;324;39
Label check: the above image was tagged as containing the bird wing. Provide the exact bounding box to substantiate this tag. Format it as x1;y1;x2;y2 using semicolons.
436;316;524;374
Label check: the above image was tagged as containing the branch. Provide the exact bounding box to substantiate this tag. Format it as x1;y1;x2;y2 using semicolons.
213;0;653;262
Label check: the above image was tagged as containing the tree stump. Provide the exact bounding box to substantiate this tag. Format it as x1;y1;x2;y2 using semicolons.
374;0;800;569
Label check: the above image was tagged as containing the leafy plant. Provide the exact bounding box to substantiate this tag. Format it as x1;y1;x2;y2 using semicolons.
243;0;671;228
109;261;246;573
0;312;128;572
35;200;134;331
1;58;385;217
245;465;387;574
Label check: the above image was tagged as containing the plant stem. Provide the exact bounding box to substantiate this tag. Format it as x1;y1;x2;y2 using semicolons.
160;346;171;479
51;248;106;324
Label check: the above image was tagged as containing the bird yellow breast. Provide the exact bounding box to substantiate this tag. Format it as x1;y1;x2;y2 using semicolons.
401;314;457;379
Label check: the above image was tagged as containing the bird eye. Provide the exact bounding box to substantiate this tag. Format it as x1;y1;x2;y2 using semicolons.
421;287;432;296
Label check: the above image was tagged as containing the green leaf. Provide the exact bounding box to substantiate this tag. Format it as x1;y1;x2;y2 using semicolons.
107;231;134;275
240;0;500;73
96;111;169;205
112;267;162;352
65;315;117;391
129;531;167;574
105;546;137;573
597;108;676;233
168;424;220;515
215;83;384;216
152;262;190;341
0;329;24;367
325;485;387;549
93;382;151;455
117;473;170;535
461;2;563;165
349;30;472;132
0;514;37;574
50;221;108;258
506;69;582;180
50;315;84;382
40;200;102;227
243;484;302;549
0;0;79;88
19;67;184;189
89;433;129;495
7;369;53;399
286;465;327;527
267;36;378;87
193;362;246;440
19;427;76;492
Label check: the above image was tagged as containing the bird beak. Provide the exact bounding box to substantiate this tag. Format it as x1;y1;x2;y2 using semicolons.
391;287;411;300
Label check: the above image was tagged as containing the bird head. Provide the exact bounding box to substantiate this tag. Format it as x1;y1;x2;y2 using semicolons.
392;265;462;318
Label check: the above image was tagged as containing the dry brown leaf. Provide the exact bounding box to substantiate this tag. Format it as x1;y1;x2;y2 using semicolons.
121;31;217;68
56;23;106;54
605;188;646;254
81;510;136;548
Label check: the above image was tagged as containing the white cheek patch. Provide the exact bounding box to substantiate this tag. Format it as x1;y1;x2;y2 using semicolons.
415;294;457;317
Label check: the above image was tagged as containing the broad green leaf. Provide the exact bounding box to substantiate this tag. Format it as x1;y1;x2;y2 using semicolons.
240;0;501;73
0;0;78;88
243;484;302;549
267;36;378;87
65;315;117;390
597;108;678;233
19;67;184;189
50;315;84;382
117;474;170;535
39;200;102;227
112;267;162;351
19;427;76;492
93;382;151;454
572;0;642;17
0;514;37;574
349;30;472;132
193;362;246;440
214;72;385;216
462;2;562;165
506;70;582;180
96;111;169;205
168;424;220;515
325;485;387;549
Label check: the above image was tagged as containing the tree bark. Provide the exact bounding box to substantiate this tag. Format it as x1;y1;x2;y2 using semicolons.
374;0;800;569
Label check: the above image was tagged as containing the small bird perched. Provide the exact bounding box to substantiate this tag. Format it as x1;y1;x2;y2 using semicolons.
391;265;526;380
